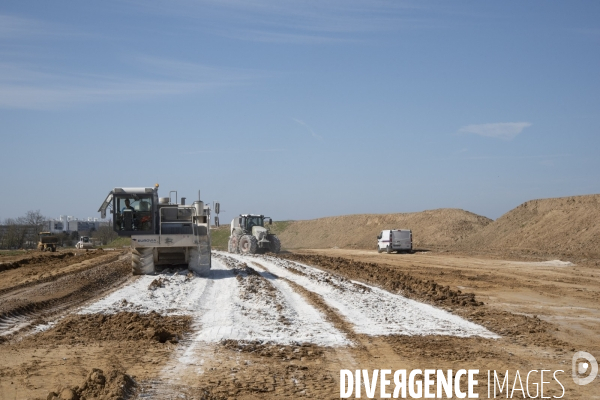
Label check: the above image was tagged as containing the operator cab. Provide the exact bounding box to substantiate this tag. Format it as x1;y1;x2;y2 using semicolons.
242;215;263;231
238;214;272;232
98;187;158;236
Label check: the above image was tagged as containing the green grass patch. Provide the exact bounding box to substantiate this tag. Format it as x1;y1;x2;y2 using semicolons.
268;220;293;235
210;226;230;251
103;237;131;248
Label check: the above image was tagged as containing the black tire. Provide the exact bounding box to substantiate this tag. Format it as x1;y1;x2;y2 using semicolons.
377;246;382;253
239;235;258;254
132;247;155;275
268;235;281;254
386;246;391;254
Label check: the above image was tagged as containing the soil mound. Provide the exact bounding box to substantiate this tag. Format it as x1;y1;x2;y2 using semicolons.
276;209;491;250
457;194;600;258
48;368;136;400
27;311;191;345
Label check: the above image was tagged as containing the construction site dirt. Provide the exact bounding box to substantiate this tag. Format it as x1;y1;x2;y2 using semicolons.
0;248;598;399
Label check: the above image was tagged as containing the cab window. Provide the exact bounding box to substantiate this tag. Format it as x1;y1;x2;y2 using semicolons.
114;196;153;232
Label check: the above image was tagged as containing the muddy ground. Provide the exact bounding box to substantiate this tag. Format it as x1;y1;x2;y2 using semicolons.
0;249;599;399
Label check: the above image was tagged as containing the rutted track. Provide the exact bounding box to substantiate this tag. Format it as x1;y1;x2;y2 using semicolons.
1;250;593;399
0;251;120;296
0;251;131;339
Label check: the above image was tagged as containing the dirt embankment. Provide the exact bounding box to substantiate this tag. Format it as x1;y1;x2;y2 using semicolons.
276;208;491;250
0;251;84;273
457;194;600;259
274;194;600;261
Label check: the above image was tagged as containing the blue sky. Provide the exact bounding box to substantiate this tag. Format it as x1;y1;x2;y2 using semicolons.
1;1;599;224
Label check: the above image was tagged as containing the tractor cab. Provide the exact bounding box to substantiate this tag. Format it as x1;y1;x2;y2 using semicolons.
98;186;158;236
240;215;269;233
238;214;273;234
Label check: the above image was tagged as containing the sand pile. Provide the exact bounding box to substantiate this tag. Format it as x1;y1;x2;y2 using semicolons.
457;194;600;258
275;208;491;250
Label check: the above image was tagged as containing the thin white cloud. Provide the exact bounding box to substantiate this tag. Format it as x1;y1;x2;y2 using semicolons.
0;14;43;38
213;28;358;44
293;118;322;140
458;122;532;140
443;154;570;161
185;149;285;154
131;0;432;44
0;58;259;109
0;13;76;39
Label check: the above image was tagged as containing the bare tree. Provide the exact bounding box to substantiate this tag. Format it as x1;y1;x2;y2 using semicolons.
25;210;46;230
0;210;48;249
94;224;117;245
24;210;47;248
2;218;27;249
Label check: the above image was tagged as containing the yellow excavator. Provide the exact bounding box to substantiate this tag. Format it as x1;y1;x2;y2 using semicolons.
37;232;59;252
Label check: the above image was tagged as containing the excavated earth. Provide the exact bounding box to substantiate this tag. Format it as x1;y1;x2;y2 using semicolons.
456;194;600;260
0;242;599;399
274;208;492;250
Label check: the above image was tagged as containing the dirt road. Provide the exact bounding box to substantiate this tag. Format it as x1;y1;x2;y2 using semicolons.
0;249;598;399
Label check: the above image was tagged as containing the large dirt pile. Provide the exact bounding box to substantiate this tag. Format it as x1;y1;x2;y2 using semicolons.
276;209;492;250
457;194;600;258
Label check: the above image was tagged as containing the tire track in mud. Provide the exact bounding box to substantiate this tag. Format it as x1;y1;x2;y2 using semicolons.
199;253;348;345
229;253;497;339
139;253;349;398
251;260;359;344
0;258;131;339
279;252;566;347
0;252;122;297
249;260;365;374
248;260;446;374
0;251;79;273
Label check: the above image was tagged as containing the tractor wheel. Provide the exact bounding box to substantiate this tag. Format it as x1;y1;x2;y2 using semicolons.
268;235;281;254
228;235;240;253
238;235;258;255
132;247;155;275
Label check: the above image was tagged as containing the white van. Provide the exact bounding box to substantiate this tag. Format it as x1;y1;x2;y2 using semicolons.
377;229;412;253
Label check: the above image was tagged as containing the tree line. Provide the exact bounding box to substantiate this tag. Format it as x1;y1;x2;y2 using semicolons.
0;210;117;249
